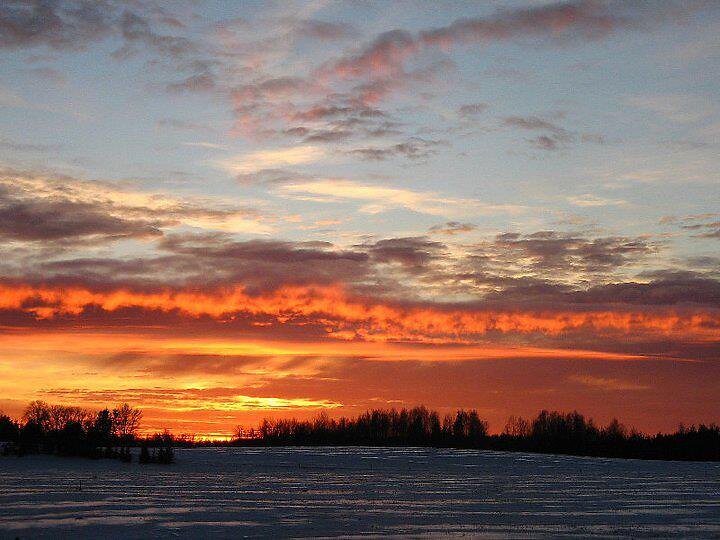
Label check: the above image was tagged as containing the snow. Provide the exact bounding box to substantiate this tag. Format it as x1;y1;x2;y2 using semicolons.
1;447;719;538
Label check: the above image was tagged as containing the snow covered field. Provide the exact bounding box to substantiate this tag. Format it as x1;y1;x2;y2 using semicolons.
1;447;719;538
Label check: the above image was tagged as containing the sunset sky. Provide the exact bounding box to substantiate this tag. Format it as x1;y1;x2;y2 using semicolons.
0;0;718;438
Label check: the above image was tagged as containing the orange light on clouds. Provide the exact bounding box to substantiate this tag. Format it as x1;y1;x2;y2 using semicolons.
1;283;718;438
1;283;718;343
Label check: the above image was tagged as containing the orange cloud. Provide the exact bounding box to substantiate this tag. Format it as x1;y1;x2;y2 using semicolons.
568;375;650;391
1;283;717;344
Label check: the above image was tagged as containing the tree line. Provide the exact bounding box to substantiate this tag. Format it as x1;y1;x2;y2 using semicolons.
3;403;718;461
234;406;720;461
0;401;173;463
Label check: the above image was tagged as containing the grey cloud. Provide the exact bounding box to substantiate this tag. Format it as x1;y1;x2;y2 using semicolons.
493;231;655;272
0;169;263;248
24;66;66;83
503;116;567;133
682;220;720;239
575;272;720;308
322;0;706;88
0;1;196;56
458;103;488;118
664;213;720;240
154;233;371;291
503;115;605;151
0;137;61;153
349;137;442;161
291;104;385;122
0;0;114;50
166;72;216;93
419;2;626;47
156;118;215;133
503;115;571;151
235;168;307;186
361;237;446;269
0;196;164;244
303;129;353;143
118;10;195;57
530;135;560;151
429;222;477;236
295;19;357;41
232;77;311;104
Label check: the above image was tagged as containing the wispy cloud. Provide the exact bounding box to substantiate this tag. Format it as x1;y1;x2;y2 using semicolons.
567;194;627;207
181;141;228;150
279;178;520;216
215;146;326;174
626;93;715;123
569;375;650;391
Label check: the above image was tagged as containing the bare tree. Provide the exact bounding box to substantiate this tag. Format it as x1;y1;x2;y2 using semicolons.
47;405;95;432
23;400;51;431
504;415;530;437
112;403;142;441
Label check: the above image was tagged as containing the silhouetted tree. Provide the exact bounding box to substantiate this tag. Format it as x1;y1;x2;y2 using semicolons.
57;420;85;456
18;420;44;455
139;441;151;463
233;406;720;462
155;430;175;464
451;410;488;447
504;416;530;437
2;400;159;461
88;409;114;457
0;413;19;442
23;400;51;433
112;403;142;441
5;400;719;462
112;403;142;461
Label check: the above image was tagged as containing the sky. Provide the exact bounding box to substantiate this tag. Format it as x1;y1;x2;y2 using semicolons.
0;0;719;438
